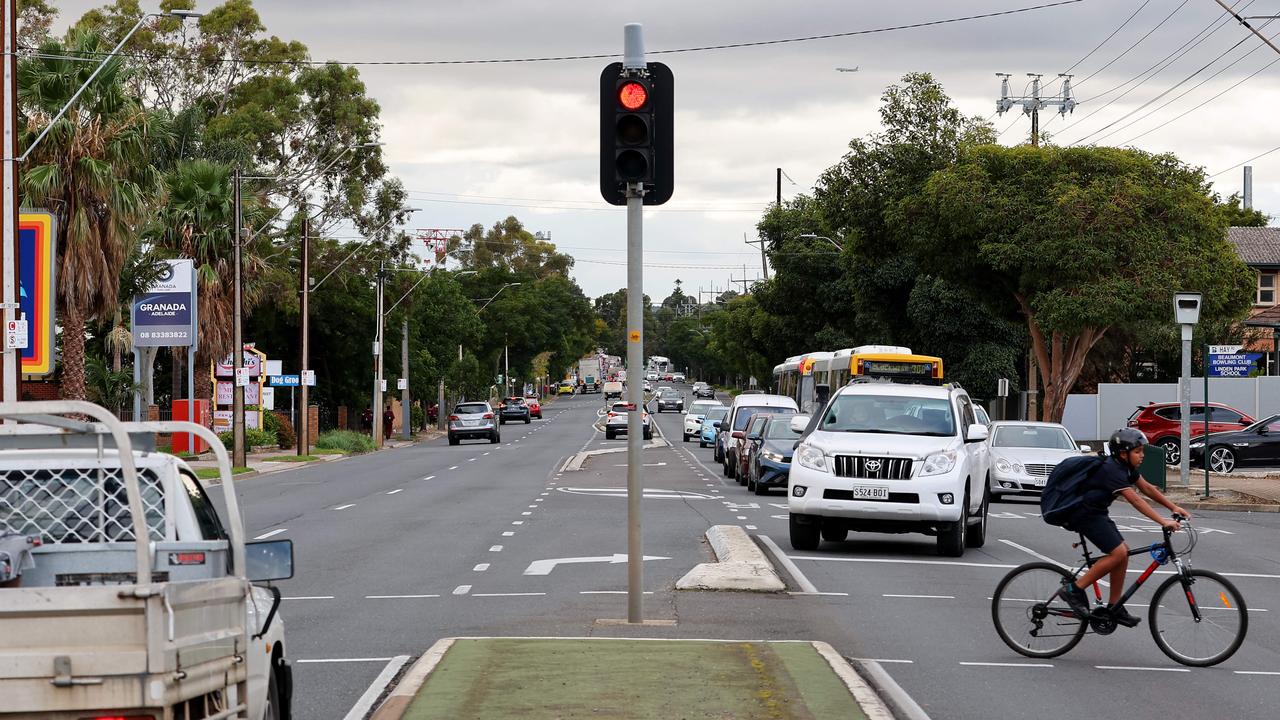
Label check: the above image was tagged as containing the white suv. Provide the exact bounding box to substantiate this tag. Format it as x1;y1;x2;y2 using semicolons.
787;381;990;556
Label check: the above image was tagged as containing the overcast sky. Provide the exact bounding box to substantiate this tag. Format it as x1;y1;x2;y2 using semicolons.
53;0;1280;300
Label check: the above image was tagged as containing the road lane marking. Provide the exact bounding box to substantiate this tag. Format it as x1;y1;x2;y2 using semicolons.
790;556;1017;570
333;504;356;511
474;592;548;597
490;545;504;552
757;535;819;593
502;531;514;537
579;590;656;595
960;661;1052;668
789;591;849;596
1095;665;1190;673
343;655;412;720
473;563;490;572
884;594;955;599
468;457;477;462
254;528;287;540
449;465;459;470
484;452;491;456
387;489;403;495
1236;671;1280;675
512;521;524;525
745;525;758;530
453;585;471;595
365;594;440;599
853;658;914;664
283;596;334;600
423;475;436;481
521;511;532;516
736;515;747;520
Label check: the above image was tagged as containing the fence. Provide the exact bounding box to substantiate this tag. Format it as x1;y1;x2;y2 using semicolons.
1062;376;1280;441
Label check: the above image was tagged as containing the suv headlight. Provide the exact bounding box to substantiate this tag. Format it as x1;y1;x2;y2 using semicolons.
795;444;828;473
920;450;958;477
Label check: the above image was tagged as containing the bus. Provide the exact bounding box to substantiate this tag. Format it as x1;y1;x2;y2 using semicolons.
646;356;672;376
775;345;945;410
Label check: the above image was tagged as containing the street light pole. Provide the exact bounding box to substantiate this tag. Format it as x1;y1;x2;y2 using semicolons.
232;166;246;467
298;214;311;455
401;318;410;440
373;261;386;447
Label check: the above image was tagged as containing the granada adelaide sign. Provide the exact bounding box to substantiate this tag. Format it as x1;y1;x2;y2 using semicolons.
132;259;197;347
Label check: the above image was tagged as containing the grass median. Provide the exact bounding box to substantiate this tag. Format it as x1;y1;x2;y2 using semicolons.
399;638;867;720
194;467;253;480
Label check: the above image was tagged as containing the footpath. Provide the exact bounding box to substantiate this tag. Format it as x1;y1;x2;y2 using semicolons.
185;432;437;483
1164;469;1280;512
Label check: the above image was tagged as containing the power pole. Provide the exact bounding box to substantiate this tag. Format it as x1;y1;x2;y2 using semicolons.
995;73;1075;147
298;215;310;455
232;166;246;467
401;319;410;440
372;261;385;447
2;0;18;404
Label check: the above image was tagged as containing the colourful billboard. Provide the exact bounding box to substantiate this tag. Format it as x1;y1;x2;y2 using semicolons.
19;211;56;376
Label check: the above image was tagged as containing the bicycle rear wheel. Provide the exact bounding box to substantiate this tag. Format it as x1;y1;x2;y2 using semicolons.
1149;569;1248;667
992;562;1088;659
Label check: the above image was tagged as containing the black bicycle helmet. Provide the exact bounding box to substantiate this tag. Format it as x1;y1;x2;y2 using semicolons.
1108;427;1148;456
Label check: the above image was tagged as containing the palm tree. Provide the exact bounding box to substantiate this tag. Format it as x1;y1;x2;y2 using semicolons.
18;30;167;400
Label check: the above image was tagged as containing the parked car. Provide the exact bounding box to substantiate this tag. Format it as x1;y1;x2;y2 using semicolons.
449;401;500;445
986;421;1089;500
691;382;715;399
1190;413;1280;473
602;380;625;400
673;373;686;383
605;402;652;440
656;388;685;413
524;394;543;419
738;411;796;484
1128;401;1254;465
557;381;575;395
700;406;729;449
683;399;723;442
722;394;800;480
746;413;807;495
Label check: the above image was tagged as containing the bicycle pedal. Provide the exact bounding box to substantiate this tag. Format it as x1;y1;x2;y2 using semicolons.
1112;614;1141;628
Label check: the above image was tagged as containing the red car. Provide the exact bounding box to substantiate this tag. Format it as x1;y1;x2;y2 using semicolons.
524;394;542;419
1127;402;1254;465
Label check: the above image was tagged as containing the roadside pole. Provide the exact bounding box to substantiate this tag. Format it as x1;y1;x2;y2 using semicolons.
232;167;246;468
373;262;385;447
1174;293;1201;488
401;319;410;440
2;0;17;405
1203;352;1210;498
299;215;310;455
622;24;645;625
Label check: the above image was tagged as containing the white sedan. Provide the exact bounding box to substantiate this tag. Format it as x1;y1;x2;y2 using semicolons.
987;421;1090;500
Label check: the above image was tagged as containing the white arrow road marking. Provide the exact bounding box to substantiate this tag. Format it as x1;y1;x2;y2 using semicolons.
523;554;671;576
555;487;716;500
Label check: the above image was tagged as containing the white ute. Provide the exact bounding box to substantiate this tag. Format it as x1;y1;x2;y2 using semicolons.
787;380;991;556
0;401;292;720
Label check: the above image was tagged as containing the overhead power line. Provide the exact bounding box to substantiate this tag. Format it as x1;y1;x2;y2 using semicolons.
1063;0;1154;74
1075;0;1190;86
19;1;1086;68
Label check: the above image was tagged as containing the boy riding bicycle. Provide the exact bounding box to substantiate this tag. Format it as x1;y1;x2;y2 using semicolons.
1057;428;1189;626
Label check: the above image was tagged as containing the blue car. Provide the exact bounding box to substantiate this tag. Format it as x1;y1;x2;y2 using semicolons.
699;407;729;450
746;414;804;496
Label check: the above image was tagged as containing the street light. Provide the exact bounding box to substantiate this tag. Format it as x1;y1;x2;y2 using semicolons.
312;206;421;292
475;283;522;312
796;233;843;251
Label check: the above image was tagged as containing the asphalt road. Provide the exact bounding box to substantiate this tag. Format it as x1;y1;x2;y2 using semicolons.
216;386;1280;720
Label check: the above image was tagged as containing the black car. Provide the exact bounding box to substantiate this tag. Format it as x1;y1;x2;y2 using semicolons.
745;413;803;495
1189;413;1280;474
498;396;532;424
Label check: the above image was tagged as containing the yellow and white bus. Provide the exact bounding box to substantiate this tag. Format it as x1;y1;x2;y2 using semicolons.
775;345;945;409
772;351;833;414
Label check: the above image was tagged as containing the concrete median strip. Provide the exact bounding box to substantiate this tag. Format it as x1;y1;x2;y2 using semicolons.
560;437;671;472
676;524;785;592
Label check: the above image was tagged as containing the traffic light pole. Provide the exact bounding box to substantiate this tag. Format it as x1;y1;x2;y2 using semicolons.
623;23;646;626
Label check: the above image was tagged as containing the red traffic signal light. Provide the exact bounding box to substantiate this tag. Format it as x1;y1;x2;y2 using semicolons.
618;81;648;110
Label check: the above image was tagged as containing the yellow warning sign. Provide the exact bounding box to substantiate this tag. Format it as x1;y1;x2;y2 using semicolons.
628;330;641;342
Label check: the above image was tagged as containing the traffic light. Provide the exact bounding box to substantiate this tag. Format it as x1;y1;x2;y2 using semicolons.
600;62;673;206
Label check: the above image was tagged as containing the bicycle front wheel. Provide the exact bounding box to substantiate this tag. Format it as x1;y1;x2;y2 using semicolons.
1149;569;1248;667
992;562;1088;659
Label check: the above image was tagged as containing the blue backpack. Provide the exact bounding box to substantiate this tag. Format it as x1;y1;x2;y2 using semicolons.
1040;455;1105;526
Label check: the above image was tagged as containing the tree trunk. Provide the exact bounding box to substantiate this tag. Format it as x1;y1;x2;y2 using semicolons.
1016;294;1107;423
60;305;87;402
171;347;184;406
194;349;213;401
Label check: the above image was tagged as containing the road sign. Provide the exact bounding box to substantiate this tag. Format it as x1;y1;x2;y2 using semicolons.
269;374;301;387
522;553;670;576
1209;345;1243;355
18;212;55;374
397;378;407;390
132;259;196;347
302;370;316;386
1208;350;1264;378
5;319;27;349
261;386;275;410
235;367;250;387
264;360;283;376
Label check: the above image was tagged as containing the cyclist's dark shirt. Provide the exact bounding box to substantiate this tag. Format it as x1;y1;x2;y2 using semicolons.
1078;456;1139;513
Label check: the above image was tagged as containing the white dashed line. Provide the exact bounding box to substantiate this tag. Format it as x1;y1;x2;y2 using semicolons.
473;563;490;572
423;475;436;481
254;528;287;540
453;585;472;595
387;489;403;495
745;525;757;530
333;504;355;511
502;531;515;537
283;596;335;600
1095;666;1190;673
449;465;459;470
884;594;955;599
474;592;547;597
490;545;504;552
521;511;532;516
789;591;850;596
365;594;440;599
512;521;524;525
960;662;1053;668
1236;671;1280;676
579;590;655;595
853;658;915;664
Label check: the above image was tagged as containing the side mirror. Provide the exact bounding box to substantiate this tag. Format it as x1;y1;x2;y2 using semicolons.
680;409;687;415
747;433;761;442
713;421;722;429
1079;444;1091;453
731;431;745;440
789;415;811;434
245;539;294;582
965;424;990;443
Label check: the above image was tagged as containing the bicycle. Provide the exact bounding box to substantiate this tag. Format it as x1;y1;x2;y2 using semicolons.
991;515;1248;667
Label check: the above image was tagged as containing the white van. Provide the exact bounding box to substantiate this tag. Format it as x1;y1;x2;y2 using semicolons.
602;381;624;400
721;393;798;481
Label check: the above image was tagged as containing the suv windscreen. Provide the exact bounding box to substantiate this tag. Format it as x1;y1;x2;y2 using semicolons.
821;394;955;437
455;403;489;415
733;406;791;431
992;425;1074;450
